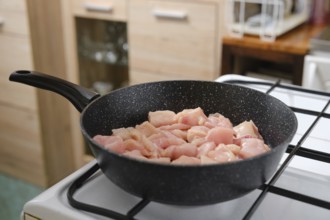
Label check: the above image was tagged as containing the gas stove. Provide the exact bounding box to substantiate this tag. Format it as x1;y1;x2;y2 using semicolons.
22;74;330;220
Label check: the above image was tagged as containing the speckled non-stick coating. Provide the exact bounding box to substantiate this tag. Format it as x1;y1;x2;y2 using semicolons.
80;80;297;205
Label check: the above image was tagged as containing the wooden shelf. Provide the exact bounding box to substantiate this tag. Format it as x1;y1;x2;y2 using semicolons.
221;23;327;85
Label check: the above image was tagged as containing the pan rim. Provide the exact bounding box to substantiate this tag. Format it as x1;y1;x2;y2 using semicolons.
79;80;298;168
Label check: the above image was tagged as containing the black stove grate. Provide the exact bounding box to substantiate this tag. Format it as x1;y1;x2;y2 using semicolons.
67;79;330;220
225;80;330;219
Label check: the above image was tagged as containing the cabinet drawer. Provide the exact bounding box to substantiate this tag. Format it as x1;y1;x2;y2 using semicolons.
129;0;218;80
0;34;36;110
72;0;127;21
0;0;29;35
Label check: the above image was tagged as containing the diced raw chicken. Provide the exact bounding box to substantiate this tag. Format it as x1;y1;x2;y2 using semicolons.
234;120;263;139
148;157;171;164
129;128;143;141
140;135;159;157
149;110;177;127
224;144;241;155
159;123;191;131
172;143;198;159
172;155;200;165
149;130;186;149
200;155;218;165
197;142;216;157
93;107;270;165
176;107;207;126
187;126;209;142
205;113;233;129
207;144;238;162
124;139;149;156
135;121;157;137
239;138;270;159
190;137;207;147
169;129;187;140
206;127;234;145
123;150;147;160
93;135;112;146
112;127;134;140
162;145;176;158
93;135;125;154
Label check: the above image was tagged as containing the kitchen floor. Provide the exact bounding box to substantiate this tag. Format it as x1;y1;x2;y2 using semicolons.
0;173;43;220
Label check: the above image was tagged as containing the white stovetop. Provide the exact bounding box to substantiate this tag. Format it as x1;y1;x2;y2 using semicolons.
22;74;330;220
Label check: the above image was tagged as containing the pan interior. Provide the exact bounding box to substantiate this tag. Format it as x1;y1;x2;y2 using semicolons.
81;80;297;149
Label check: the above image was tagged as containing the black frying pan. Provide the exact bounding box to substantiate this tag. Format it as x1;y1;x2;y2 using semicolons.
9;70;297;205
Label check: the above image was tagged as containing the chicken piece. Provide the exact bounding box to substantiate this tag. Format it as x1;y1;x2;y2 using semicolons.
124;139;149;156
197;142;216;157
129;128;144;141
93;135;126;154
187;126;209;143
112;127;134;140
148;130;186;149
123;150;147;160
172;143;198;160
171;155;201;165
169;129;188;140
148;157;171;164
190;137;207;147
239;138;270;159
207;144;238;163
206;127;234;145
234;120;263;139
140;135;159;157
148;110;177;127
200;155;218;165
93;135;112;146
223;144;241;155
205;113;233;129
176;107;207;126
135;121;157;137
162;145;176;158
159;123;191;131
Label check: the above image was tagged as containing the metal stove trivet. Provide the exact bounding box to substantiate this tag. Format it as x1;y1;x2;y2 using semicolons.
67;79;330;220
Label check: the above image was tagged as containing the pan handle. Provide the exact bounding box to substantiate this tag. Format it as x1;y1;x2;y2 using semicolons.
9;70;100;112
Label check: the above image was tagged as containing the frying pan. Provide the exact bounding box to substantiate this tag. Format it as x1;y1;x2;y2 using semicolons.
9;70;297;205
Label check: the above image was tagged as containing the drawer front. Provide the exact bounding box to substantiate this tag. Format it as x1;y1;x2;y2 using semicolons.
0;0;29;35
72;0;127;21
0;34;36;110
129;0;218;80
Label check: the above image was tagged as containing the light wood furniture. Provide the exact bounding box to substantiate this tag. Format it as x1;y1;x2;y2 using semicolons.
0;0;227;187
71;0;127;21
0;0;47;186
221;24;326;85
128;0;224;84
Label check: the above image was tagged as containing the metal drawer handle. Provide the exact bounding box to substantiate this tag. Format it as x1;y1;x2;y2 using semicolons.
152;9;187;19
83;2;113;12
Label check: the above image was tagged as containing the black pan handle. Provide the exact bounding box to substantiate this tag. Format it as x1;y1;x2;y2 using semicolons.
9;70;100;112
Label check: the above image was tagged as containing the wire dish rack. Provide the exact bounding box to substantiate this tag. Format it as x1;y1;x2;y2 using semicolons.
225;0;309;41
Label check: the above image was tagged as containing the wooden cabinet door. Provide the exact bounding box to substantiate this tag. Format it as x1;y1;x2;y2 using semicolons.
128;0;219;84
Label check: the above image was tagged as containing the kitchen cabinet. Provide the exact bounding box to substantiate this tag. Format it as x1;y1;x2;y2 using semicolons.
0;0;46;186
128;0;223;84
1;0;227;188
71;0;127;21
